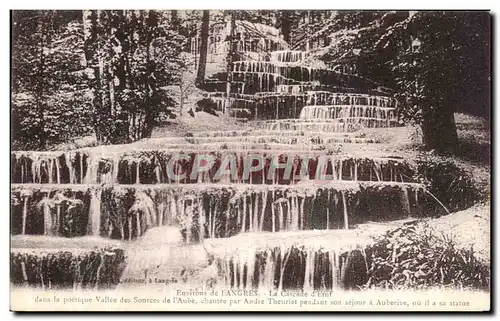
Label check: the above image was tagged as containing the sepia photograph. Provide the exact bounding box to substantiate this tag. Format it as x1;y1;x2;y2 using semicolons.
9;9;491;312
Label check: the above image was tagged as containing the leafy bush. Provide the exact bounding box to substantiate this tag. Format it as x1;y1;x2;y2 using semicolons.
415;160;480;212
364;223;490;290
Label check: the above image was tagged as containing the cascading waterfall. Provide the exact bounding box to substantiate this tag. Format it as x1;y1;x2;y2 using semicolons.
341;191;349;229
299;105;396;120
303;249;315;292
202;35;394;121
276;85;303;94
18;153;64;184
306;92;397;107
64;152;76;184
38;196;53;236
12;149;416;185
11;181;430;242
87;188;102;236
11;21;445;293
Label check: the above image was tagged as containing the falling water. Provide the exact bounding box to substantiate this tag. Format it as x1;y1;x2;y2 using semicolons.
330;250;338;289
270;50;307;64
341;191;349;229
87;189;102;236
401;175;412;217
217;243;353;291
303;249;312;291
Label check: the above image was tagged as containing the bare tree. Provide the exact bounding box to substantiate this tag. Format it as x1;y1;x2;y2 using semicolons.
195;10;210;86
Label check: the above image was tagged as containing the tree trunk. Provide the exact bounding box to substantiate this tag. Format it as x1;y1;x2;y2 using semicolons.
422;104;458;153
195;10;210;87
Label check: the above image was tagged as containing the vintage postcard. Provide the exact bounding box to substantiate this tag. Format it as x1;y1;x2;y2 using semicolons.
10;10;491;312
